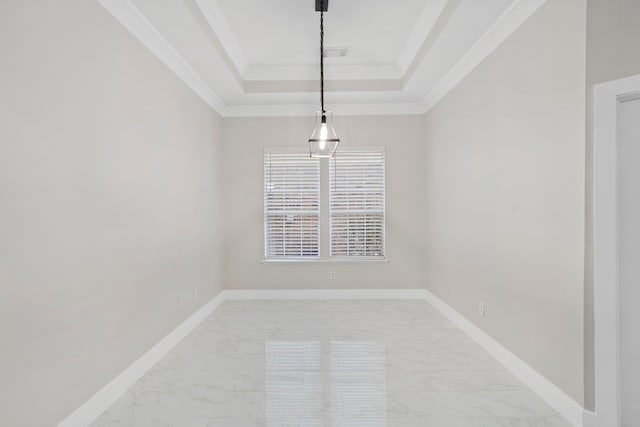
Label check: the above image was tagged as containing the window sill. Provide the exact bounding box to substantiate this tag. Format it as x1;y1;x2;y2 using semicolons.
262;257;388;264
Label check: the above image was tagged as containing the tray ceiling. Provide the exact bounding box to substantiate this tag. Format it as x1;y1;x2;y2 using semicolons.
98;0;547;116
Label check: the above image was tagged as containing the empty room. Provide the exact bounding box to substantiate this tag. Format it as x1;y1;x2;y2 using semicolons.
2;0;639;426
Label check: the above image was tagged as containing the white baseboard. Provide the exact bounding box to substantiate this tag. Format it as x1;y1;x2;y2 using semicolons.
57;292;226;427
223;288;427;300
59;288;591;427
423;289;586;427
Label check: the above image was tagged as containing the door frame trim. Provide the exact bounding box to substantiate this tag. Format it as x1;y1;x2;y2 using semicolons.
593;73;640;427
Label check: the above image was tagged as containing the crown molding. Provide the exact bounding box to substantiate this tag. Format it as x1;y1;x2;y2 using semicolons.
224;102;427;118
192;0;249;76
243;64;403;82
421;0;548;112
98;0;228;115
191;0;444;83
98;0;547;117
397;0;451;75
243;78;403;94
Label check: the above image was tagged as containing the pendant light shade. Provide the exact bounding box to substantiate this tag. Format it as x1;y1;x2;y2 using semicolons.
309;111;339;158
309;0;340;158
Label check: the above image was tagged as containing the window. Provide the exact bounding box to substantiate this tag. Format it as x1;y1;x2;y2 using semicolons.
330;149;385;258
264;148;385;260
264;151;320;259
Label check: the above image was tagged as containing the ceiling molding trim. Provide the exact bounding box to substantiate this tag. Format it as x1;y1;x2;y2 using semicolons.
243;78;403;94
192;0;249;76
421;0;548;113
396;0;451;75
97;0;547;118
214;0;454;94
224;103;427;118
97;0;228;115
402;0;462;86
244;64;403;82
184;0;244;87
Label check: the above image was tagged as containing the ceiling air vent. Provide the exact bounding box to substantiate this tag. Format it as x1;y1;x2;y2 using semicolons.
323;47;348;58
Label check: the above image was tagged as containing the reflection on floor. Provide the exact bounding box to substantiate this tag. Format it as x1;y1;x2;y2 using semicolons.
93;299;570;426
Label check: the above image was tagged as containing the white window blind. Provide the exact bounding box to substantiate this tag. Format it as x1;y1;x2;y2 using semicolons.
329;149;385;258
264;151;320;259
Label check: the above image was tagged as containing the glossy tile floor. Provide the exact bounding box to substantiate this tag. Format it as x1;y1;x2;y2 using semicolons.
93;300;570;427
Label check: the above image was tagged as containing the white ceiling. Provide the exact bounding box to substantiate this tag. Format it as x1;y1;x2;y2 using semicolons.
98;0;547;116
216;0;428;68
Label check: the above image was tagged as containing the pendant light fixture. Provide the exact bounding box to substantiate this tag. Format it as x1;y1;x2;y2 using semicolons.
308;0;340;158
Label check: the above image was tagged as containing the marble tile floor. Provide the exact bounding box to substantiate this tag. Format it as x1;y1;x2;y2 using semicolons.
92;299;571;427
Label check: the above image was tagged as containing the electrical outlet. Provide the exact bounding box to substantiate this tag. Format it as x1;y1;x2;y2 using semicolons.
193;288;199;301
479;302;486;317
329;272;336;280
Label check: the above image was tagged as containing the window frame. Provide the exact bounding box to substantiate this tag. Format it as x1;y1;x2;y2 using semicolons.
263;147;386;262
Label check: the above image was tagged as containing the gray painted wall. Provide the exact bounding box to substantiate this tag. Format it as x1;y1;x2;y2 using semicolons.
423;0;586;404
221;115;427;290
584;0;640;411
0;1;225;425
7;0;637;423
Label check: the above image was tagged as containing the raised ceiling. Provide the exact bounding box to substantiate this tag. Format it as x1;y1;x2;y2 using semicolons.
99;0;546;116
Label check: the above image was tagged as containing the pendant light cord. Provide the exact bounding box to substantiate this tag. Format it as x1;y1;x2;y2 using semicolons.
320;4;325;114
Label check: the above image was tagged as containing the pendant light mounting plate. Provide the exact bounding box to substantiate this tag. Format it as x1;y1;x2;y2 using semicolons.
315;0;328;12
